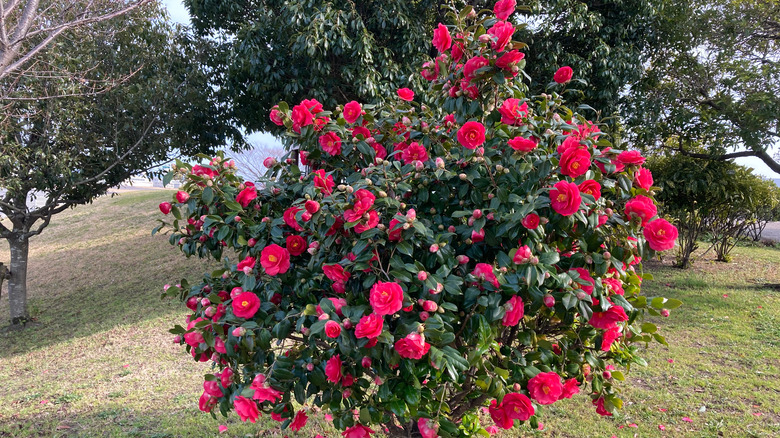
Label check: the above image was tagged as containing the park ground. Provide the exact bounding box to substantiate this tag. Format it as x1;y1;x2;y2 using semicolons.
0;191;778;437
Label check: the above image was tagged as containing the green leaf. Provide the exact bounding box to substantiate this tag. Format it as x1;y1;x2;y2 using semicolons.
202;187;214;205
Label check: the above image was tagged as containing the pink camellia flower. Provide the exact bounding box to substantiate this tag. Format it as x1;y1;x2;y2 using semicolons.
557;135;584;155
232;291;261;319
260;244;291;276
601;326;622;351
496;50;524;74
553;66;574;84
304;200;320;214
593;397;613;416
342;424;375;438
578;179;601;201
394;332;431;359
527;371;564;405
325;320;342;338
250;375;283;403
355;313;384;339
343;101;362;124
236;182;257;207
457;121;486;150
560;378;580;399
283;206;304;231
263;157;277;168
508;136;537;153
218;425;228;434
369;281;404;315
310;170;334;196
319;132;342;156
543;294;555;307
234;396;260;423
463;56;489;80
402;142;429;164
286;235;306;257
203;380;223;398
494;0;517;20
589;305;629;330
290;410;308;431
199;392;217;412
159;202;172;214
192;164;219;179
488;20;514;52
175;191;190;203
471;228;486;243
421;60;439;81
432;23;452;52
643;218;678;251
418;418;439;438
472;263;499;288
397;88;414;101
513;245;532;264
522;213;540;229
550;181;582;216
618;150;646;165
624;195;658;226
269;105;283;126
559;146;591;178
325;355;343;383
602;278;625;296
237;256;256;275
498;98;528;126
220;367;234;388
634;167;654;190
502;295;524;326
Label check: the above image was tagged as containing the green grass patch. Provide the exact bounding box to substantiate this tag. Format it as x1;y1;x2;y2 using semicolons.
1;191;779;437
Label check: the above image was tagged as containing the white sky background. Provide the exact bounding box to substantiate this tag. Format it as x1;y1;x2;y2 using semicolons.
160;0;779;179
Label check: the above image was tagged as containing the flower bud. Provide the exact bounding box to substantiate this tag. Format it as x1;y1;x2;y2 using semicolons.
204;306;217;317
417;271;428;281
379;190;388;198
248;238;257;247
232;327;246;337
603;251;611;260
173;335;182;343
457;255;469;265
417;325;426;334
231;287;243;299
448;225;457;233
263;157;277;168
301;327;311;335
576;291;587;301
436;157;445;169
337;184;347;191
318;313;330;321
306;363;315;371
343;318;354;330
459;173;468;180
429;244;439;253
661;309;670;317
361;357;372;368
423;300;438;312
603;371;612;379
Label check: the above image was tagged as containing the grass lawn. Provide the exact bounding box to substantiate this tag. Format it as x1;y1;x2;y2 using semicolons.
0;190;778;437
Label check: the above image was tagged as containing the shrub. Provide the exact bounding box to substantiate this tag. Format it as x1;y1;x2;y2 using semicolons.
157;3;680;436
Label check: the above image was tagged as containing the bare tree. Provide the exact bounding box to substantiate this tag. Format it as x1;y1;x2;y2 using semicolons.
230;140;286;182
0;0;151;82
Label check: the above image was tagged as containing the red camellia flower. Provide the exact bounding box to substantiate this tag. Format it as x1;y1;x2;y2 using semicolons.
344;189;376;222
550;181;582;216
602;278;625;296
237;256;256;274
323;263;351;283
418;418;439;438
355;313;384;339
560;378;580;399
488;20;514;52
397;88;414;101
617;150;646;165
522;213;540;229
495;50;524;75
463;56;489;80
589;305;629;330
290;410;308;432
342;424;375;438
198;392;217;412
624;195;657;226
343;101;362;124
489;392;534;429
570;267;595;294
319;132;342;156
232;291;260;319
634;167;654;190
502;295;524;326
313;169;335;195
251;375;283;403
643;218;678;251
304;200;320;214
291;103;315;133
528;371;564;405
175;190;190;203
269;105;283;126
498;98;528;125
192;164;219;179
593;397;613;416
234;396;260;423
402;142;429;164
159;202;172;215
325;320;341;338
507;136;537;152
236;182;257;207
387;218;403;241
494;0;517;20
394;332;431;359
513;245;532;264
354;210;380;234
283;206;304;231
457;121;486;149
578;179;601;201
260;244;291;276
559;146;591;178
472;263;499;288
369;281;404;315
553;66;574;84
601;326;622;351
325;355;343;383
286;235;306;256
432;23;452;52
203;380;223;398
421;60;439;81
557;136;584;155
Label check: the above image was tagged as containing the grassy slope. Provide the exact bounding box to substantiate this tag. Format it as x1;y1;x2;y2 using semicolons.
0;191;778;437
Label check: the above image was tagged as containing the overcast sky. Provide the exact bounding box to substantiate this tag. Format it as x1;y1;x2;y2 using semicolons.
157;0;778;178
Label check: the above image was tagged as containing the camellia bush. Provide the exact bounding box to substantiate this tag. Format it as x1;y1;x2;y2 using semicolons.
157;1;681;436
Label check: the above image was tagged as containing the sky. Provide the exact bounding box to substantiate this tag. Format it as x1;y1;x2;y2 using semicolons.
159;0;779;180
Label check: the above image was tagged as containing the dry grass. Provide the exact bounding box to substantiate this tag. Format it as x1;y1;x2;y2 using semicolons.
1;191;779;437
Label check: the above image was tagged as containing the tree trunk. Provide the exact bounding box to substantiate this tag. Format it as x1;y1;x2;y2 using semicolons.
7;233;30;326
